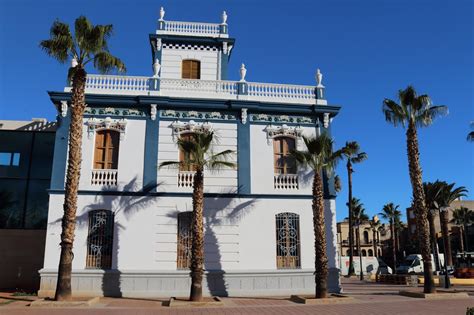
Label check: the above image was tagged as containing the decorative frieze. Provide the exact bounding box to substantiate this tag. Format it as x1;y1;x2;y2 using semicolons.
171;120;213;139
84;107;145;117
250;113;314;125
160;110;236;121
86;117;128;140
264;124;303;144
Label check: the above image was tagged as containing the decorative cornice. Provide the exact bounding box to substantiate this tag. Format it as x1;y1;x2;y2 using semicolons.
264;124;303;144
171;120;213;139
250;113;315;125
160;109;236;121
86;117;128;140
84;107;146;117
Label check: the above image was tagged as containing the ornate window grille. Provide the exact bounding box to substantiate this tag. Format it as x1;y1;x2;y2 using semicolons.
86;210;114;269
275;212;301;269
177;211;193;269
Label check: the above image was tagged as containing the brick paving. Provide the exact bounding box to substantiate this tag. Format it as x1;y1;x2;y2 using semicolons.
1;279;473;315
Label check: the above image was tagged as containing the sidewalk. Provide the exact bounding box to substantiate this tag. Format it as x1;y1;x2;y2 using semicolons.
1;279;473;314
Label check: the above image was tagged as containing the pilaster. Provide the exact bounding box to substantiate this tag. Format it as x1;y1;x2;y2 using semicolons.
50;102;71;190
237;111;251;194
143;105;160;192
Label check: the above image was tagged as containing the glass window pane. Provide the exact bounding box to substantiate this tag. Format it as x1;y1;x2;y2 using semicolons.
12;153;20;166
0;153;12;166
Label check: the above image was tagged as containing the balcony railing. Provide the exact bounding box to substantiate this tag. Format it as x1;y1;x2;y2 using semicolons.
160;21;224;38
178;171;195;188
274;174;299;190
91;169;118;186
64;74;326;106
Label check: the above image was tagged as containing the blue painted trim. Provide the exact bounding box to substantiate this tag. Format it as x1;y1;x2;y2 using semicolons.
237;119;251;194
143;113;160;192
49;113;70;190
48;190;315;199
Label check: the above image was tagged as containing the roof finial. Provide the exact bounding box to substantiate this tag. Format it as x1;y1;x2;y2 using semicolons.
159;6;165;21
222;11;228;24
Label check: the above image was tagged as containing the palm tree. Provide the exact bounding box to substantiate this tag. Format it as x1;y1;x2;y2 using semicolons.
40;16;125;301
394;215;404;259
159;132;236;301
437;182;468;266
467;121;474;141
379;203;401;273
368;218;381;258
383;85;447;293
423;181;444;271
349;198;368;280
291;132;343;298
451;207;474;252
341;141;367;276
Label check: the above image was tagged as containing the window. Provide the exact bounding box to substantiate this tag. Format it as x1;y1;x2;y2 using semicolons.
179;133;197;172
276;212;301;269
368;249;373;256
0;152;20;166
177;212;192;269
361;249;367;256
273;137;296;175
363;231;369;244
94;130;119;169
86;210;114;269
182;60;201;79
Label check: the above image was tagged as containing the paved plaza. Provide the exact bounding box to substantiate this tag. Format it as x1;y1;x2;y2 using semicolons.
1;279;473;314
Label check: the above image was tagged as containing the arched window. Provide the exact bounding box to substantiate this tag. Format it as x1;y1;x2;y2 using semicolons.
182;60;201;79
273;137;297;175
94;130;120;169
368;249;373;256
177;212;193;269
361;249;367;256
276;212;301;269
179;133;198;172
86;210;114;269
363;231;369;244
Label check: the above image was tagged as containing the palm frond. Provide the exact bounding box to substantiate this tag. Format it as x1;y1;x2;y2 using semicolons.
416;105;448;128
158;161;181;169
351;152;368;164
208;160;237;171
39;20;74;63
93;51;126;74
382;98;407;127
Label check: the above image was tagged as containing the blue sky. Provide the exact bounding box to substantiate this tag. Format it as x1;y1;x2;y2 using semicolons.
0;0;472;223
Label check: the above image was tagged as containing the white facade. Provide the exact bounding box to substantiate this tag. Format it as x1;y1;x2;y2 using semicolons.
40;9;341;298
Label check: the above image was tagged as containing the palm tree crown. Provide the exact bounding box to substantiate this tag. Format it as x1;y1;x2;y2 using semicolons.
342;141;368;166
40;16;125;77
159;132;236;172
382;85;448;129
451;207;474;227
379;203;401;226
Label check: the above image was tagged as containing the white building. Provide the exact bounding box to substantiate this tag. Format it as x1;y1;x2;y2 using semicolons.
39;9;342;298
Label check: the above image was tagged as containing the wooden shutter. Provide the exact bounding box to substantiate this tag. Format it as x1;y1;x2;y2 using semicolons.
94;130;119;169
182;60;201;79
273;137;296;174
179;133;197;171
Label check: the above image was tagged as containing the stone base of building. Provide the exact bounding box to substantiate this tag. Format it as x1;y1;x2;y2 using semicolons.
38;268;341;298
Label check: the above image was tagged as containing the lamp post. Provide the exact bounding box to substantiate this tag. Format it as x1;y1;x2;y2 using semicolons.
439;206;451;289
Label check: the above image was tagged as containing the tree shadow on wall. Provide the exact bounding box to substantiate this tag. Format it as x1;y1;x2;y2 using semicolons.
52;177;160;298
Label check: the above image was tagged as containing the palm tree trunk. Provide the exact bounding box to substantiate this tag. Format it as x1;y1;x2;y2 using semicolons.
406;123;435;293
464;224;470;251
54;67;87;301
190;169;204;301
347;161;355;276
428;211;440;271
373;230;377;257
459;226;464;253
357;226;363;280
313;171;328;298
390;221;396;273
439;210;453;266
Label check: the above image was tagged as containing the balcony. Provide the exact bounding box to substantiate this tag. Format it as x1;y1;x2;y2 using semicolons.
91;169;118;186
178;171;195;188
274;174;299;190
158;20;226;38
64;75;327;106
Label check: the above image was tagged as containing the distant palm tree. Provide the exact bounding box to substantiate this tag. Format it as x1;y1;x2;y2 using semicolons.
467;121;474;142
437;182;468;266
423;181;444;271
383;85;447;293
40;16;125;301
379;203;401;273
450;207;474;252
291;132;343;298
349;198;369;280
160;132;235;302
341;141;367;276
394;215;404;259
334;174;342;193
367;219;381;257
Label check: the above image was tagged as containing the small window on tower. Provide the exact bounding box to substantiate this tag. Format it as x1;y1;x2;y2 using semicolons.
182;60;201;79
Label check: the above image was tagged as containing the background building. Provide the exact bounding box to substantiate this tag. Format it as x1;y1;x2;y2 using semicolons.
0;119;56;290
